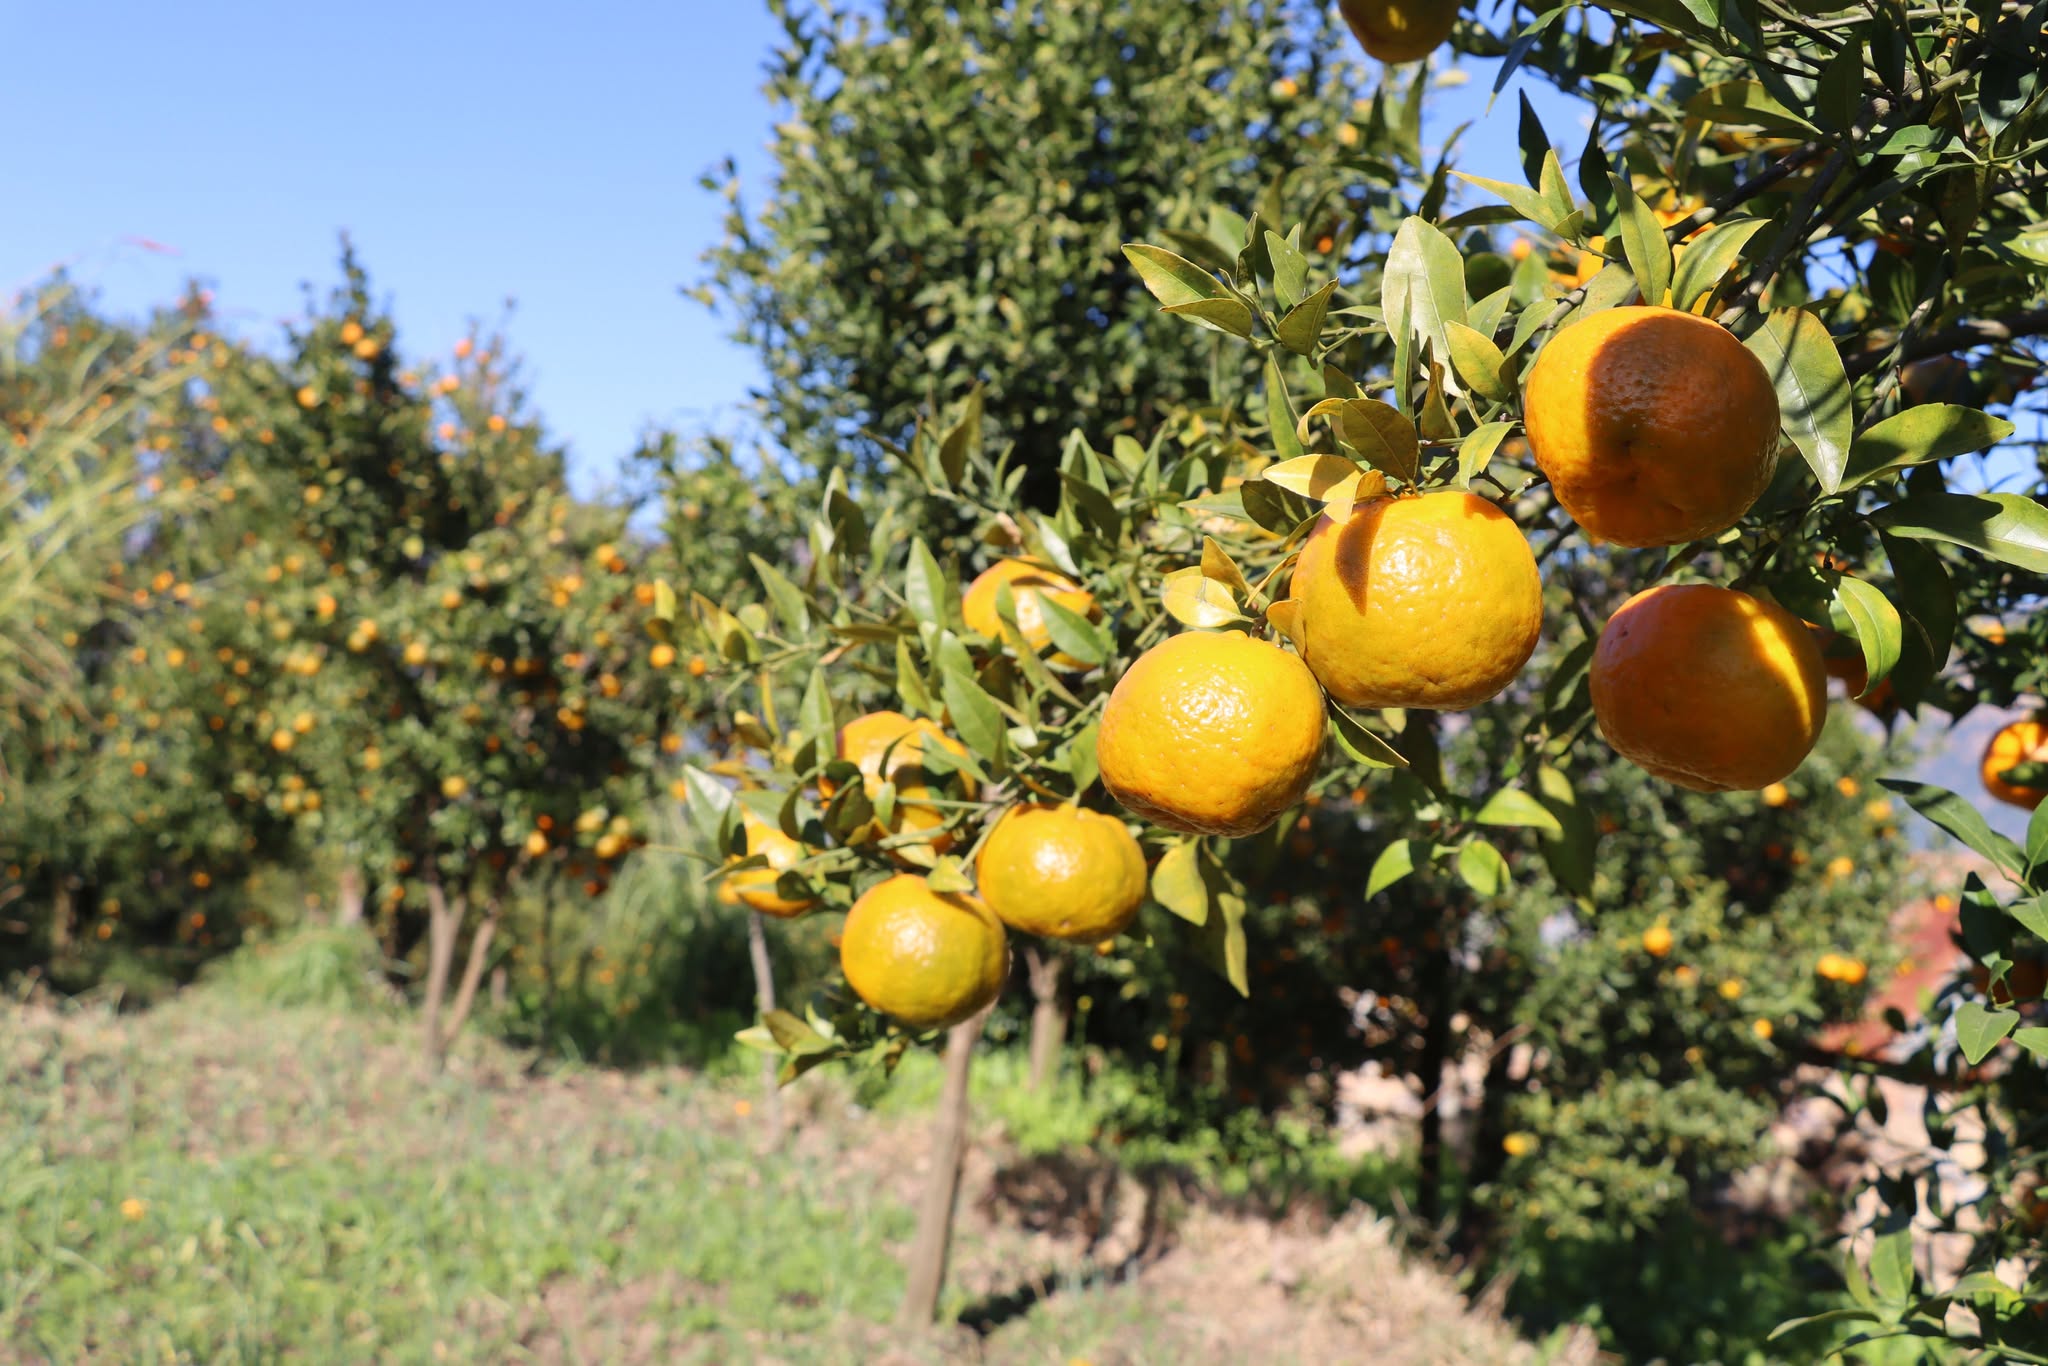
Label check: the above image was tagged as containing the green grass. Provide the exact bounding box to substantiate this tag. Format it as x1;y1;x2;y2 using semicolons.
0;968;1564;1365
0;996;918;1362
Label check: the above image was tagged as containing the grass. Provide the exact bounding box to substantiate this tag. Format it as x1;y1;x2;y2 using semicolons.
0;968;1577;1365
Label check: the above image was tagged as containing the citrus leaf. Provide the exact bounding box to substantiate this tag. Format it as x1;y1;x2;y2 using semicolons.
1201;537;1256;602
1608;172;1673;310
1161;567;1246;628
1037;592;1107;668
1458;422;1515;487
1535;764;1598;902
1871;493;2048;573
1266;598;1306;652
1474;786;1566;837
1745;308;1852;493
1163;296;1256;339
1956;1001;2019;1064
937;386;982;488
1383;217;1469;396
2008;893;2048;945
1264;229;1308;311
1339;398;1421;484
1192;890;1251;997
1868;1227;1915;1303
1669;216;1770;314
1260;453;1367;500
1832;576;1903;696
1122;243;1229;306
1843;405;2017;488
1330;704;1407;769
1448;170;1567;230
1445;321;1513;404
1456;839;1511;896
905;539;951;629
1878;779;2026;878
1152;840;1211;925
750;554;811;635
1685;80;1821;136
2013;1026;2048;1061
939;660;1007;768
1276;280;1337;357
1367;839;1415;897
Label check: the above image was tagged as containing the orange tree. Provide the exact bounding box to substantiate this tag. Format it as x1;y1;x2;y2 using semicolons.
155;254;692;1065
677;0;2048;1352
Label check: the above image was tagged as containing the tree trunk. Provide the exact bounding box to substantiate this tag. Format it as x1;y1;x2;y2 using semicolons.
1454;1031;1517;1257
1416;939;1452;1231
899;1008;987;1326
50;882;74;953
539;898;558;1040
420;880;463;1072
439;903;500;1050
334;864;364;926
745;909;784;1149
490;964;508;1012
1025;947;1067;1093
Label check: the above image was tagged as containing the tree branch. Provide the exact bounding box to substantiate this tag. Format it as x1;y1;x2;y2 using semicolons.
1845;310;2048;379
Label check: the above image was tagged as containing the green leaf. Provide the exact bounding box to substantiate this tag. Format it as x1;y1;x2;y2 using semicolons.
1059;470;1123;540
1338;398;1422;485
1382;217;1468;394
939;661;1007;768
1161;567;1247;628
680;763;738;850
1201;537;1256;603
1880;533;1955;706
1869;1227;1915;1303
762;1007;827;1053
895;636;935;718
1260;453;1368;500
1685;80;1821;136
1668;217;1770;315
1163;296;1256;339
1457;422;1514;487
1474;786;1566;838
1871;493;2048;573
905;539;951;629
936;386;982;488
1122;243;1229;306
1448;170;1567;230
1842;406;2017;488
1367;839;1415;898
1608;173;1673;309
1152;840;1211;925
798;666;836;744
1956;1001;2020;1064
2031;800;2048;874
1037;592;1106;668
1330;705;1408;769
1832;577;1902;696
1768;1308;1885;1342
1265;354;1304;460
1264;230;1307;311
1276;280;1337;357
1534;765;1597;902
749;554;811;635
2008;893;2048;945
1456;839;1511;897
1745;309;1852;494
1445;321;1513;404
1192;889;1250;997
1879;780;2026;877
2013;1026;2048;1061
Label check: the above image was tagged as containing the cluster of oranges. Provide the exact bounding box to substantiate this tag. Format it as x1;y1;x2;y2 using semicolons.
1097;305;1824;847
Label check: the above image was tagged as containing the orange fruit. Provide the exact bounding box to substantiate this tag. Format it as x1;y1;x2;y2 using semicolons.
1290;490;1541;709
1643;924;1674;957
1982;718;2048;809
649;643;677;669
828;712;972;853
1096;631;1325;837
725;809;816;918
840;873;1008;1029
1524;306;1780;547
440;775;469;800
974;804;1146;942
961;559;1100;669
1591;584;1826;792
1338;0;1460;62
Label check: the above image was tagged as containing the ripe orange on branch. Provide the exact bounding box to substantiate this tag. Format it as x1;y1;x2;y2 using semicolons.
1096;630;1324;837
1591;584;1826;792
1524;306;1780;547
828;711;972;853
1339;0;1461;62
840;873;1008;1029
975;804;1146;942
725;809;817;917
1982;719;2048;809
961;558;1099;669
1290;489;1541;710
